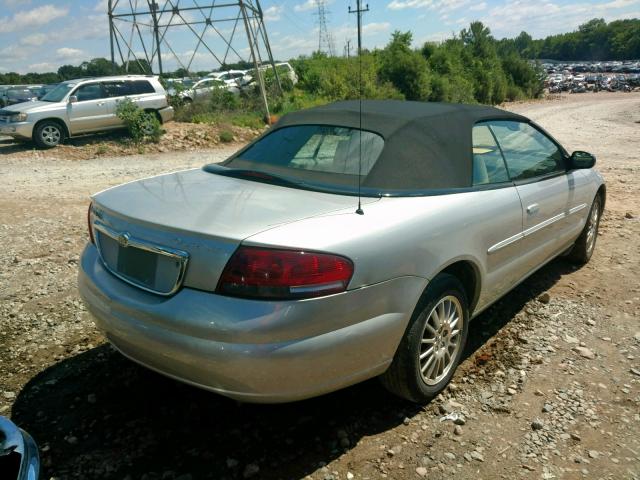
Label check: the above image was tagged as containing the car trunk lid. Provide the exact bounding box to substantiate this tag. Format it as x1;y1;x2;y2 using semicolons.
91;167;375;294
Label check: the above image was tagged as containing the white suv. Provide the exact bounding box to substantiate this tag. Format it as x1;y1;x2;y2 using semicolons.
0;75;173;148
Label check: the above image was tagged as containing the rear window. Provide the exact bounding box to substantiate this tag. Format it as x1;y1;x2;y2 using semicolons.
228;125;384;177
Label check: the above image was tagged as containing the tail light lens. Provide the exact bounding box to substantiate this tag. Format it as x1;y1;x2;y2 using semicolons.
87;203;95;244
217;247;354;300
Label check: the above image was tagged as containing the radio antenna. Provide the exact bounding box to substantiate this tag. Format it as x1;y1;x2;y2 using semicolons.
349;1;368;215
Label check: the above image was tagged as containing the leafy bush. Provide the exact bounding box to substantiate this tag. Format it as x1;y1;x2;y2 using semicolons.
219;130;234;143
378;31;431;101
115;98;162;143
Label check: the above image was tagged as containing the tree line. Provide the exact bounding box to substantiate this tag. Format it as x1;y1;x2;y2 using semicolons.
505;18;640;61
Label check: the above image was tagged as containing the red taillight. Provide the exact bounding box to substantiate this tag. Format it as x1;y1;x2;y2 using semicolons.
87;203;95;244
217;247;354;300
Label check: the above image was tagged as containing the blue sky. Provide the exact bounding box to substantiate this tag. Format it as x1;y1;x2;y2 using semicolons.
1;0;639;74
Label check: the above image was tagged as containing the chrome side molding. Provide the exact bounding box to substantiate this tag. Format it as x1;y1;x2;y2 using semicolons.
488;203;588;254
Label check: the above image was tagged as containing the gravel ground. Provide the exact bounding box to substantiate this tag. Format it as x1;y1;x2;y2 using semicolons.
0;122;261;161
1;92;639;480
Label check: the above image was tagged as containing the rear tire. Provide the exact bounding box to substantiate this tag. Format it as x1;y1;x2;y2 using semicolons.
567;195;602;265
140;111;157;135
33;120;65;149
380;273;469;403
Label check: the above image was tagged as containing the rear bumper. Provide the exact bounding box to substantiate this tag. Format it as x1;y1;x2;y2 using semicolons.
78;244;427;402
158;106;174;123
0;121;33;140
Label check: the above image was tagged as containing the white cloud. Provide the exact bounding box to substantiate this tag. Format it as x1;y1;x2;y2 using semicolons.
56;47;86;60
294;0;319;12
388;0;474;13
93;0;108;13
19;33;48;47
0;45;19;62
469;2;487;11
27;62;57;72
388;0;434;9
480;0;640;38
294;0;335;12
0;4;68;33
263;5;283;21
2;0;31;8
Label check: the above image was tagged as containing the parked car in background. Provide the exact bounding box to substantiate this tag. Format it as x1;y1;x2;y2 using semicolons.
0;416;39;480
272;62;298;85
246;62;299;88
1;87;39;107
31;84;58;100
164;77;196;97
0;75;173;148
180;77;239;103
209;69;252;87
79;100;605;404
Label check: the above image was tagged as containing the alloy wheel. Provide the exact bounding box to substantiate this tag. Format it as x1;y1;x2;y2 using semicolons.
586;198;600;255
419;295;464;385
41;125;61;146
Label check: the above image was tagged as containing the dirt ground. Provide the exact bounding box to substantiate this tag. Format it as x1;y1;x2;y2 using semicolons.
0;92;638;480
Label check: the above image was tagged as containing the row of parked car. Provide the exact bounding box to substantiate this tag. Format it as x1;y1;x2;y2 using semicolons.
166;62;298;103
545;72;640;93
0;63;300;148
0;85;57;108
542;60;640;74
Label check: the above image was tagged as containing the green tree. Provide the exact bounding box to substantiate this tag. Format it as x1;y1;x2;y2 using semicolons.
378;30;431;101
81;58;121;76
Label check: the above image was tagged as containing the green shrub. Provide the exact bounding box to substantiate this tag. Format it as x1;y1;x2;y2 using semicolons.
378;31;431;101
219;130;234;143
115;98;162;143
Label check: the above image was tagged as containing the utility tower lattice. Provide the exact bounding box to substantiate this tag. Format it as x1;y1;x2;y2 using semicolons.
314;0;335;56
107;0;281;119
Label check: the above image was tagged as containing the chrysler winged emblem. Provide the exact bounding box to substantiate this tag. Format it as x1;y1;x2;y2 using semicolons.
117;232;131;248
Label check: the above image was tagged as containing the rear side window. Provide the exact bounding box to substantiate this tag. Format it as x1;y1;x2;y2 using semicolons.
103;81;131;97
489;121;564;181
472;124;510;185
131;80;155;94
231;125;384;176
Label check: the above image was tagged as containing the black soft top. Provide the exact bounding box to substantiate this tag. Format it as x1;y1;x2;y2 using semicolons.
273;100;528;190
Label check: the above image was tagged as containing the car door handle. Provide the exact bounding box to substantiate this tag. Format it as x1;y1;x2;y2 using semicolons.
96;102;106;106
526;203;540;215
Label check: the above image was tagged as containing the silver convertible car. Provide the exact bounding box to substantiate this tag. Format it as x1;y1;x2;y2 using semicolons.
78;101;605;403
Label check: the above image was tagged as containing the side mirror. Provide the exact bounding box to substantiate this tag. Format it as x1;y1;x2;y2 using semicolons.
0;416;40;480
569;151;596;169
68;96;77;104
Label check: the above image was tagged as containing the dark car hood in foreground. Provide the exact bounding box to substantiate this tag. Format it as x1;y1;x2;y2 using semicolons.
92;167;377;240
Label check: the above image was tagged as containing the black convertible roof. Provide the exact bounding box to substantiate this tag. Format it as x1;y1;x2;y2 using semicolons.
274;100;528;190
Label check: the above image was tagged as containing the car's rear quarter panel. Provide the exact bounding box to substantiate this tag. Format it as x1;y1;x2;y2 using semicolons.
245;187;525;314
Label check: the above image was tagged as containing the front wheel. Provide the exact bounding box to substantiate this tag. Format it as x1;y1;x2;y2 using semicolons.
33;120;65;149
568;195;602;264
381;273;469;403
